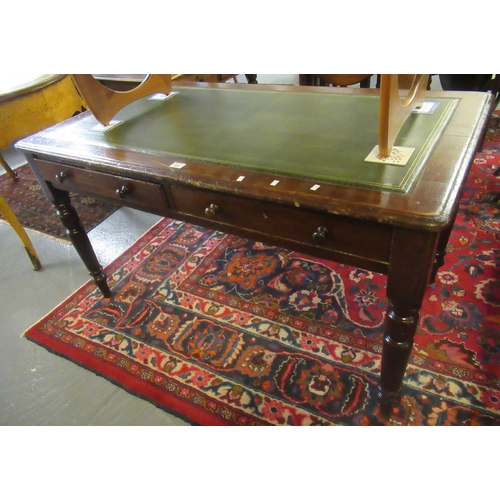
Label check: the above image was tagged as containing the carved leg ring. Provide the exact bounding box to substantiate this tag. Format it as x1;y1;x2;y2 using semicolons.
378;302;419;411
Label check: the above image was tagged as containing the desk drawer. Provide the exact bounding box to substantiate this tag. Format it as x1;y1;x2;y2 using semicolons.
37;160;168;212
170;185;392;262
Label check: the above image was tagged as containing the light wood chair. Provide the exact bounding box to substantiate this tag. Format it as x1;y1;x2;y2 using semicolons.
0;155;17;182
71;74;172;126
300;74;429;156
0;193;41;270
0;74;87;270
378;74;429;156
0;74;86;180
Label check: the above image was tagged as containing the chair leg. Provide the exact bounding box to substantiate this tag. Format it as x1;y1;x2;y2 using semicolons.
0;154;19;182
0;194;41;270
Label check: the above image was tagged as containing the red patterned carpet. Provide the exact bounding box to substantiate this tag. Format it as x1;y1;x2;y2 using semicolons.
23;113;500;425
0;163;118;241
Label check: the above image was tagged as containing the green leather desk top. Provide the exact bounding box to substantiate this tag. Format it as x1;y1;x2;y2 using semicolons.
43;86;459;193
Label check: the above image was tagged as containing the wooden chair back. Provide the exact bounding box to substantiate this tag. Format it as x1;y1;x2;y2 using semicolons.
71;74;172;126
378;74;429;156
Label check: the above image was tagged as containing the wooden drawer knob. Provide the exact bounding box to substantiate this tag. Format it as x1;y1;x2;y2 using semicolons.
204;204;219;219
55;171;68;183
116;185;130;198
312;226;329;244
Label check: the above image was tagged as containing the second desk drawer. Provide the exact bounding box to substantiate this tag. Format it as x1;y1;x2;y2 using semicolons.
170;185;392;263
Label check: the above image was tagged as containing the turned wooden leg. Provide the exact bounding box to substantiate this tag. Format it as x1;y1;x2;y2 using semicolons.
378;302;419;411
0;194;41;270
378;227;439;412
0;154;19;182
51;187;111;297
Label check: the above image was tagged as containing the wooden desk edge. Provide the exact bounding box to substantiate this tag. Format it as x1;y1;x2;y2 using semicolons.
15;86;494;232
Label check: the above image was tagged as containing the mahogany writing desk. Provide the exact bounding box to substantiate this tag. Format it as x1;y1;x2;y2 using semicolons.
16;82;493;410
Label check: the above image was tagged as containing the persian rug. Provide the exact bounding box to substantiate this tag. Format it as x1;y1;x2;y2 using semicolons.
0;163;119;242
23;113;500;425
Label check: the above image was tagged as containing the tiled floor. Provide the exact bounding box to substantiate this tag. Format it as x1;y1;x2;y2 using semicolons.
0;74;448;425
